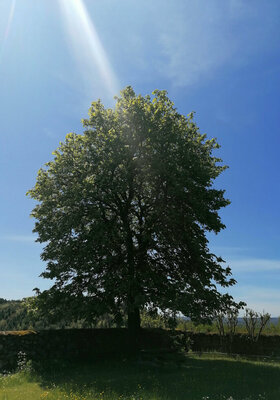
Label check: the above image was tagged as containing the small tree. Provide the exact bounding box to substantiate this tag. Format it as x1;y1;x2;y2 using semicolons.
214;306;239;336
226;308;239;337
243;309;271;341
214;312;226;337
28;87;242;335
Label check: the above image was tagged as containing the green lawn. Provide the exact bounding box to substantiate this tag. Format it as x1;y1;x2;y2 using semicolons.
0;353;279;400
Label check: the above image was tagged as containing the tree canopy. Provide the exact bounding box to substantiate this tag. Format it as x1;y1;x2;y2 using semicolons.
28;87;242;332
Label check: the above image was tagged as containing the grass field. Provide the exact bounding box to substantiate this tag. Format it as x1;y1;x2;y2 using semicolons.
0;353;279;400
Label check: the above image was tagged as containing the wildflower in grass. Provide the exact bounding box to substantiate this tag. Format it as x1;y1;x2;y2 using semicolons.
40;391;49;399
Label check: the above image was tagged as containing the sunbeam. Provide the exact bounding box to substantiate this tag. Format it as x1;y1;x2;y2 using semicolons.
58;0;119;98
0;0;16;63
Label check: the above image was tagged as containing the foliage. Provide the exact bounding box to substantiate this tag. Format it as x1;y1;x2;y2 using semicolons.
0;299;45;331
28;86;242;330
140;309;165;329
0;298;94;331
16;351;33;376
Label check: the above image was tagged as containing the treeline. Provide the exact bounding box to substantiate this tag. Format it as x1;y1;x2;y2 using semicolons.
0;298;91;330
0;298;135;330
0;298;195;331
1;297;280;335
176;318;280;335
0;298;168;330
0;298;48;330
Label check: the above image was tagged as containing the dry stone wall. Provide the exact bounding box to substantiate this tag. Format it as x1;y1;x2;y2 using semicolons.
188;332;280;356
0;328;174;370
1;329;280;371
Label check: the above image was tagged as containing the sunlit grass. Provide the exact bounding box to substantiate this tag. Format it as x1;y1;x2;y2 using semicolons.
0;353;279;399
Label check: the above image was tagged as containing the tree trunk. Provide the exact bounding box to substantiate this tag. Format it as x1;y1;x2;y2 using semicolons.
127;306;141;333
127;306;141;354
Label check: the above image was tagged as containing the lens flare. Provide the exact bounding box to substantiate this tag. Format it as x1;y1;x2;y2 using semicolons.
0;0;16;63
58;0;119;98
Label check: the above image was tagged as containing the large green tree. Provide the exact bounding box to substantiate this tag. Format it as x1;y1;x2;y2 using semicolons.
28;87;241;333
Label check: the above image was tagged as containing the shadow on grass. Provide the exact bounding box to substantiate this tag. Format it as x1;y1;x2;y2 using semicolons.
33;353;280;400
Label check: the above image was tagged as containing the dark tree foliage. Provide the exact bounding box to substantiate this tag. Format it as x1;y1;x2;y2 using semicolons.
28;87;242;333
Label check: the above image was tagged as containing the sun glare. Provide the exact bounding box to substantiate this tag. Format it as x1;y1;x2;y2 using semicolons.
0;0;16;63
58;0;119;98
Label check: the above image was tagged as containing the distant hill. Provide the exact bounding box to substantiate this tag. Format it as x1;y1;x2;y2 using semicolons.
237;317;279;325
0;298;108;330
0;298;48;330
0;298;80;330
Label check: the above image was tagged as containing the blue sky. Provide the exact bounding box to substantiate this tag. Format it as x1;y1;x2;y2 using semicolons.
0;0;280;315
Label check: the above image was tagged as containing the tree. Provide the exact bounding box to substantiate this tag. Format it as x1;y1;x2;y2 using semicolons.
28;87;242;334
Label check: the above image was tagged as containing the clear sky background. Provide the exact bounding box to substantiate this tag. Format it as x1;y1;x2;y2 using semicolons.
0;0;280;315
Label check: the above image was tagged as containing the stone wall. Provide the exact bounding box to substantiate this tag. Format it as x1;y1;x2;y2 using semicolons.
188;332;280;356
1;329;280;371
0;328;175;370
